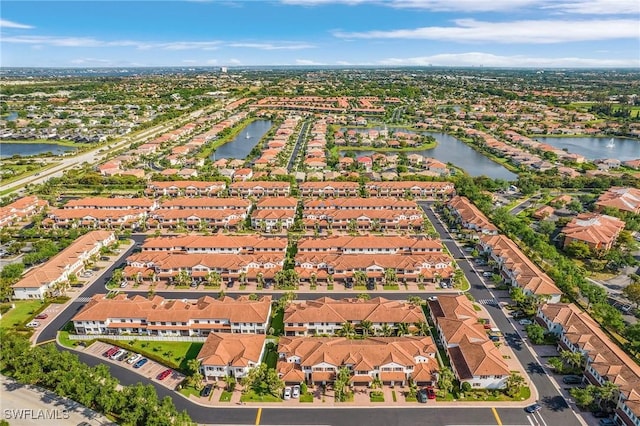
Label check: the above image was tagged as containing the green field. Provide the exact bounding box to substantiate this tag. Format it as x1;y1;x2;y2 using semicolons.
100;339;203;371
0;300;47;330
240;389;281;402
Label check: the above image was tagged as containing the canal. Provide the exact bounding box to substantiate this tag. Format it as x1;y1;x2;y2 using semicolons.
211;120;273;160
534;137;639;162
0;142;77;159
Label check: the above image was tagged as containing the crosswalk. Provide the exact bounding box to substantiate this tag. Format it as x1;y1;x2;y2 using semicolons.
477;298;498;305
75;296;92;303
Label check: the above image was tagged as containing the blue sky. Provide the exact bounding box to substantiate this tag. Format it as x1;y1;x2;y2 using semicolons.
1;0;639;68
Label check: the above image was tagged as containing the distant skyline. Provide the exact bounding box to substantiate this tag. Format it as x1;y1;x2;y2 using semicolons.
1;0;639;68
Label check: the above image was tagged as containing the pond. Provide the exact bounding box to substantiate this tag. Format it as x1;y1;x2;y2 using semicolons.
534;137;639;162
0;142;77;159
211;120;273;160
340;128;517;180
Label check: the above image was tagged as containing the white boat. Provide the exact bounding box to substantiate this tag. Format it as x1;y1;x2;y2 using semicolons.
606;138;615;148
245;133;251;139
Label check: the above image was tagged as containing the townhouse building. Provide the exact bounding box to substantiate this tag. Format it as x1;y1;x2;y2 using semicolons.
73;294;272;336
446;195;499;235
537;303;640;426
283;297;426;336
12;231;115;299
298;181;360;198
146;197;251;231
63;197;157;210
595;187;640;214
365;181;455;200
428;295;510;389
140;234;288;254
479;235;562;303
44;208;147;230
562;213;626;252
277;336;439;387
0;195;48;227
198;333;266;380
228;181;291;198
145;181;226;197
251;197;298;231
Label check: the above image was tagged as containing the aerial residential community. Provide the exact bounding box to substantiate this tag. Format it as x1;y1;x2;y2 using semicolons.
1;2;640;426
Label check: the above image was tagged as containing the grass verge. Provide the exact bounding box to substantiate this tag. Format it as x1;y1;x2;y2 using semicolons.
240;390;281;403
219;390;233;402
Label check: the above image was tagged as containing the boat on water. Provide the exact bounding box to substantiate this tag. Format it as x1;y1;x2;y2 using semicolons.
246;133;251;139
606;138;615;148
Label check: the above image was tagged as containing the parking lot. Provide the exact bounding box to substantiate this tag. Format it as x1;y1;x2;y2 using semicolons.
83;341;184;389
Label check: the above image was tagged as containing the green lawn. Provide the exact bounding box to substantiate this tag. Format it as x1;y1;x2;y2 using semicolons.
0;300;47;330
369;391;385;402
99;339;203;372
179;385;201;398
383;284;400;290
263;349;278;369
240;389;281;403
269;307;284;336
300;392;314;403
219;390;233;402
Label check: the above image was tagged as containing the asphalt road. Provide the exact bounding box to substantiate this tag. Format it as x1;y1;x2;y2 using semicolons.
287;120;310;173
419;202;582;426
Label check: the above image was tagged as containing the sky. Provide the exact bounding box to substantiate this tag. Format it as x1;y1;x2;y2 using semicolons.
1;0;639;68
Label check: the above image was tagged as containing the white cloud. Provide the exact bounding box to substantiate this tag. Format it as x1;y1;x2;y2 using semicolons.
295;59;326;65
70;58;112;65
227;58;242;65
206;59;219;65
281;0;538;11
0;19;34;29
157;41;220;50
544;0;639;15
227;42;315;50
378;52;640;67
334;18;640;43
335;60;353;65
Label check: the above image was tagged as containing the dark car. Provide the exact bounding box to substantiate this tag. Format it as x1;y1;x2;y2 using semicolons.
35;313;48;319
201;384;213;398
417;389;428;403
562;375;583;384
226;280;234;288
425;386;436;400
593;412;610;418
103;347;119;358
133;358;148;369
525;403;542;413
157;369;172;380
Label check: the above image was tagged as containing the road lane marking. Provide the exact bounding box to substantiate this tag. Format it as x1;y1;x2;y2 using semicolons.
491;407;503;426
535;411;548;426
255;407;262;425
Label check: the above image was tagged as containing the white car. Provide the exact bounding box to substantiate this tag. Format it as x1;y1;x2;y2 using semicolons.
482;272;493;277
283;387;292;400
518;319;533;326
127;354;142;365
427;296;438;302
26;321;40;328
292;385;300;399
110;349;126;360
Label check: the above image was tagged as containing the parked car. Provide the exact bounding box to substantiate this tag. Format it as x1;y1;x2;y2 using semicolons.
525;403;542;413
127;354;142;365
292;385;300;398
110;349;126;361
593;412;610;418
283;387;292;400
133;358;148;369
518;319;533;326
103;347;119;358
427;296;438;302
417;389;428;403
599;419;616;426
482;272;493;277
35;313;48;319
425;386;436;400
157;369;172;380
201;384;213;398
100;256;110;261
562;375;584;384
489;335;501;342
483;323;492;329
119;281;128;288
26;321;40;328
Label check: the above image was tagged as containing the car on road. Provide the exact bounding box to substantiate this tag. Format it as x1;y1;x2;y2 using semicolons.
35;313;48;319
26;321;40;328
417;389;428;403
157;369;172;380
599;419;615;426
283;387;292;400
427;296;437;302
425;386;436;400
201;383;213;398
127;354;142;365
525;403;542;413
292;385;300;398
562;375;584;384
133;358;148;369
518;319;533;326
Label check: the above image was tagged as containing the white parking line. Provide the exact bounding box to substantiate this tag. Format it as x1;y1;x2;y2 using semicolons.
534;411;548;426
527;414;538;426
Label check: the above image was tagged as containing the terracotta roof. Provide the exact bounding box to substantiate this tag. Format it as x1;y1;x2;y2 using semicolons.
562;213;625;247
142;234;287;252
64;197;154;209
448;336;510;379
197;333;265;368
160;197;250;209
595;187;640;214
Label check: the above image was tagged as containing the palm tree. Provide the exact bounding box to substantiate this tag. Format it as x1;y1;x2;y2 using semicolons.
414;321;429;336
175;269;191;287
595;381;619;411
384;268;397;286
359;320;374;337
396;322;410;337
380;324;393;337
559;350;585;371
338;322;356;338
505;373;526;398
205;271;222;288
354;271;367;287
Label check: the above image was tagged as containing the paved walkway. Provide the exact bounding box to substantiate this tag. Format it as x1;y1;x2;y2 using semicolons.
0;375;114;426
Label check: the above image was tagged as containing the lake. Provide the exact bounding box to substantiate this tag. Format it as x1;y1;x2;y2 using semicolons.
341;129;517;181
534;137;639;162
211;120;273;160
0;142;77;159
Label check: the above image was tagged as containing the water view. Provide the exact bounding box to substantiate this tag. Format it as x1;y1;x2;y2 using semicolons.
341;128;517;181
534;137;639;162
211;120;273;160
0;142;77;159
